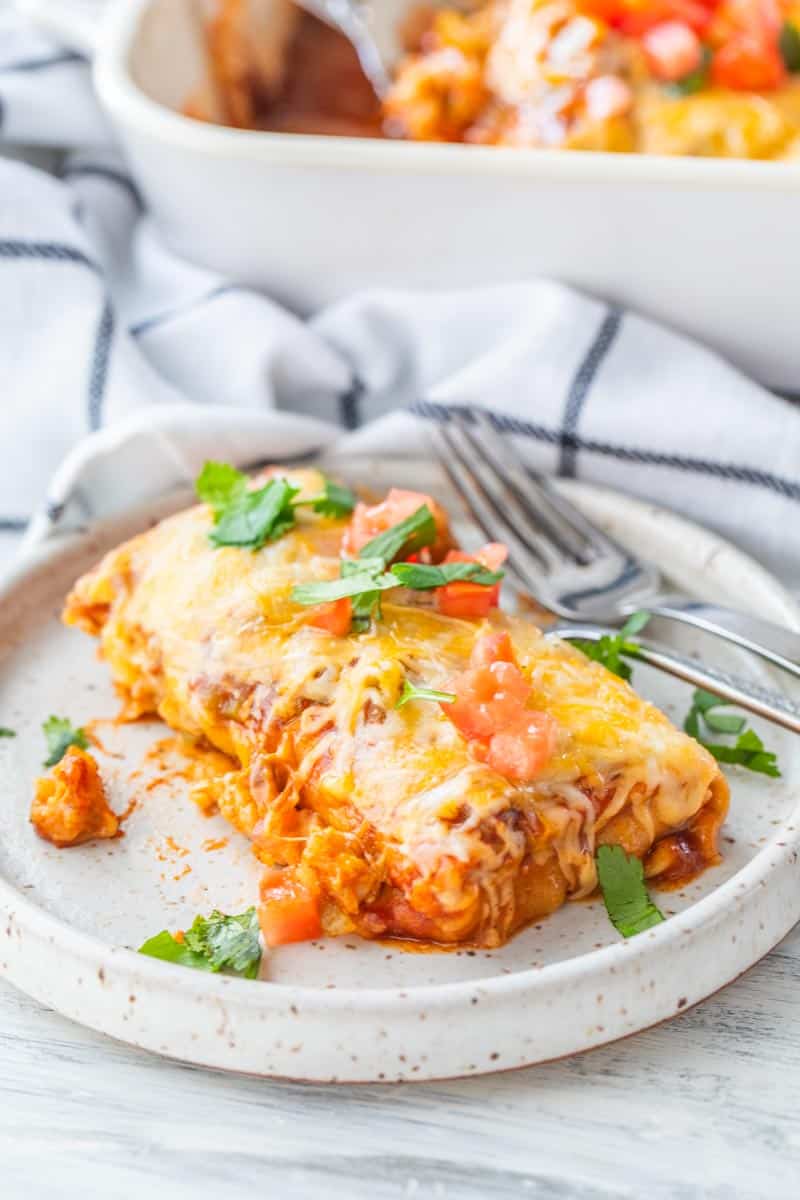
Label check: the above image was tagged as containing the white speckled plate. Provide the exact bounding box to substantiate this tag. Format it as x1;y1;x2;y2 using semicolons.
1;459;799;1082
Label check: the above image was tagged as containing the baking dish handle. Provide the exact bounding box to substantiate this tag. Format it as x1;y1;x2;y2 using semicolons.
15;0;105;56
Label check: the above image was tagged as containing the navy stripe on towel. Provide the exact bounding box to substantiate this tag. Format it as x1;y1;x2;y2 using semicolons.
0;239;99;272
88;299;115;431
413;400;800;504
0;51;84;74
559;307;622;477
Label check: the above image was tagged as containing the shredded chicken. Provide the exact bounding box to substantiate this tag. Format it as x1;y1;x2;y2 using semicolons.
31;747;119;848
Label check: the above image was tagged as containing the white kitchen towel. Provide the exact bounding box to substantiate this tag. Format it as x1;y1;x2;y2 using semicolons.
1;6;799;581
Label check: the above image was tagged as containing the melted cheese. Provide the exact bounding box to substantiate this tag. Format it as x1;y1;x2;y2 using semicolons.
63;468;728;946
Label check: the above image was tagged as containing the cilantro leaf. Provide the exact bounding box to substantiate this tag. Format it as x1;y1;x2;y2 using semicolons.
390;561;504;590
395;679;456;709
619;610;651;638
306;478;358;518
701;729;780;778
197;463;357;551
139;908;262;979
340;558;383;630
667;47;711;95
702;710;746;735
780;20;800;72
195;461;249;515
291;569;396;607
683;689;780;777
183;908;262;978
138;930;213;972
0;727;15;738
359;505;437;566
596;844;665;938
42;715;89;767
569;610;650;682
691;689;725;714
209;477;301;551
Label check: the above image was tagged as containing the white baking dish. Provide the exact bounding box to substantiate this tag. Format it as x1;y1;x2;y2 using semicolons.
24;0;800;387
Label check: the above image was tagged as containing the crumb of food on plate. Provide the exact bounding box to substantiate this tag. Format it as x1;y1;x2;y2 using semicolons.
31;746;119;848
57;461;732;952
202;837;230;852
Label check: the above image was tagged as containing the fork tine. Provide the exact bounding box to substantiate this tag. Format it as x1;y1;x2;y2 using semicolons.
427;421;559;596
429;429;541;599
467;409;618;559
435;418;569;573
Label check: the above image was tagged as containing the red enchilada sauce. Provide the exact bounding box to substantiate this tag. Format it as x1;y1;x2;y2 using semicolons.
258;14;383;137
187;10;384;138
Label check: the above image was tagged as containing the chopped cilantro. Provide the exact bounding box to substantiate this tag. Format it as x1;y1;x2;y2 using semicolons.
292;500;495;635
195;461;248;515
341;557;384;630
301;478;358;518
139;908;262;979
596;844;665;938
569;610;651;682
780;20;800;72
359;505;437;565
395;680;456;709
390;561;503;590
0;727;15;738
291;569;397;607
196;462;355;551
137;930;212;972
683;689;780;777
292;553;503;628
208;477;300;550
667;47;711;95
42;715;89;768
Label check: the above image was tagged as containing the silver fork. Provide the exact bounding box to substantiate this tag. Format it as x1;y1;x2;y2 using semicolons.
427;408;800;681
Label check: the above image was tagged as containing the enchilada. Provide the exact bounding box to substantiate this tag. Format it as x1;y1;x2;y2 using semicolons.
53;467;728;950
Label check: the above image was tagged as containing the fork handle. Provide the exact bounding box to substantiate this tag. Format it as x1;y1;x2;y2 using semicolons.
623;599;800;680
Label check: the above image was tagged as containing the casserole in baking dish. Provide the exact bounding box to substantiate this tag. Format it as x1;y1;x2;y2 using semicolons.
25;0;800;384
194;0;800;160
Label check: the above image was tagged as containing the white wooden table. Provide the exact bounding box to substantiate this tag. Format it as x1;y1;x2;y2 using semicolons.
3;924;800;1199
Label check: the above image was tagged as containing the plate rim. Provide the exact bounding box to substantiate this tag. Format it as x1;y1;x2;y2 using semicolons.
2;472;799;1079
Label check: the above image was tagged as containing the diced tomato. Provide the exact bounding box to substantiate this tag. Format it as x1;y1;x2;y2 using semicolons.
435;542;508;619
642;20;703;78
341;488;451;560
579;0;628;23
617;0;715;36
584;74;634;119
469;630;515;668
259;868;321;947
436;580;498;619
712;32;786;88
723;0;783;38
443;632;558;782
484;715;560;782
447;659;532;739
474;542;509;571
306;597;352;636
